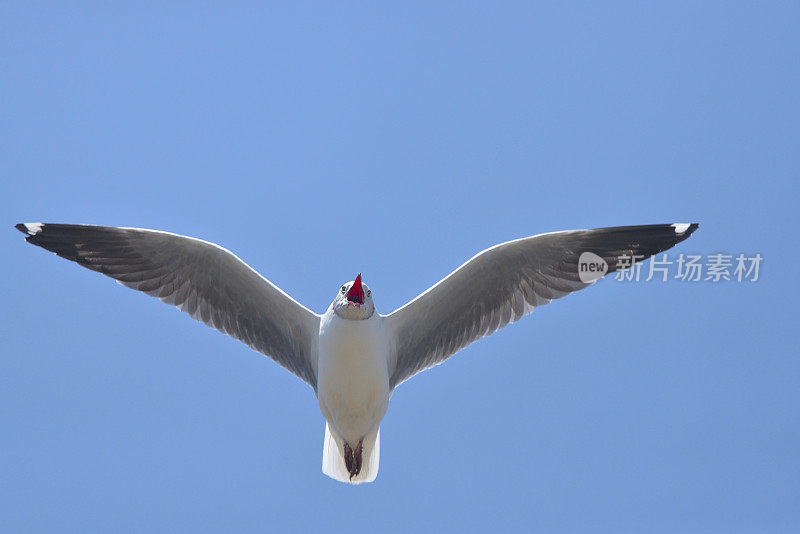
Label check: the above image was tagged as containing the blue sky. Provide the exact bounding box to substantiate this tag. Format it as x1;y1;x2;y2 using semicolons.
2;2;798;532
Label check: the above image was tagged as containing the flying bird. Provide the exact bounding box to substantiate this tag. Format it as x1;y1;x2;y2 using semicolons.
16;222;698;483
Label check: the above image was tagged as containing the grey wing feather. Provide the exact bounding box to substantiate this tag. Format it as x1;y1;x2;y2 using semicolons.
16;223;320;389
386;223;699;389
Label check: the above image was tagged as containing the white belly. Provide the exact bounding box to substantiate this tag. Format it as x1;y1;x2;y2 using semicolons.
317;313;390;444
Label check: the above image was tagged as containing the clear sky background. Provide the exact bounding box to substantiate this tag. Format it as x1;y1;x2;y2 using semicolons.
2;3;798;533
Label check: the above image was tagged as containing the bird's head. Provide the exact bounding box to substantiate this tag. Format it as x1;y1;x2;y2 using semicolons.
332;273;375;320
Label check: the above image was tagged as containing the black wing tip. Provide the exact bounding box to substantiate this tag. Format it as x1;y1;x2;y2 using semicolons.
579;223;700;275
670;223;700;245
671;222;699;242
593;222;699;231
591;222;699;241
15;222;44;237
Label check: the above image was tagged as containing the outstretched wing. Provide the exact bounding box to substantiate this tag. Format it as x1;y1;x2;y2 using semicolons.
386;223;698;388
16;223;320;389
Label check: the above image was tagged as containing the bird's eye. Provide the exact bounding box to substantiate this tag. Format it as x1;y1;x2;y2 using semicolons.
367;290;371;297
341;286;347;293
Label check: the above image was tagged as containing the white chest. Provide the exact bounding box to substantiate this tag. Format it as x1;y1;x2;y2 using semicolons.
317;313;390;441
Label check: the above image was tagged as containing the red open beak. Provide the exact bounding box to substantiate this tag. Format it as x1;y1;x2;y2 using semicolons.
346;273;364;305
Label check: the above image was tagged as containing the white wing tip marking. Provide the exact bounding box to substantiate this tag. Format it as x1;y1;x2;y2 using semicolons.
20;222;44;235
672;223;691;235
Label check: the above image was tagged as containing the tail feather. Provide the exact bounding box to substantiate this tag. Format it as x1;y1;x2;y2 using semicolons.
322;423;380;484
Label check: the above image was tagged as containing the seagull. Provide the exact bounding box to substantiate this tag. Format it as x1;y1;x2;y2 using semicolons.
16;222;698;483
